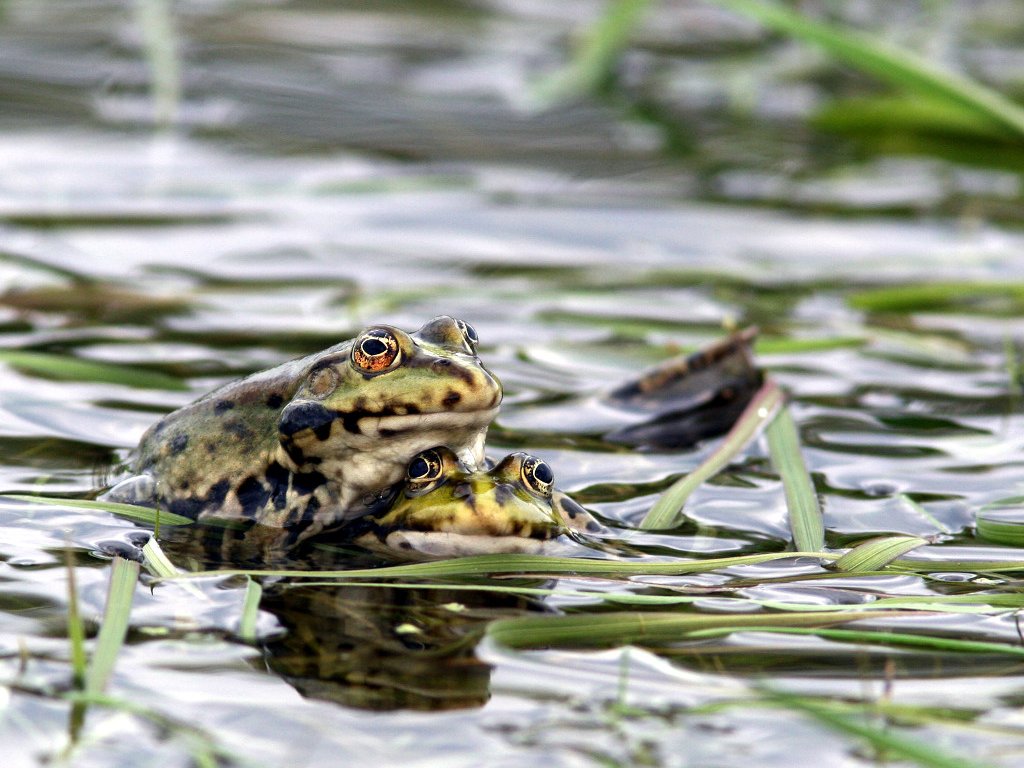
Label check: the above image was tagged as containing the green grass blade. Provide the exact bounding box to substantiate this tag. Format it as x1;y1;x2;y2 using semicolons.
848;281;1024;313
760;688;996;768
238;578;262;644
898;495;951;534
834;535;929;572
975;510;1024;547
766;406;824;552
641;378;784;529
815;96;1017;141
65;550;87;689
167;550;838;582
692;626;1024;658
710;0;1024;139
4;494;193;527
85;557;139;695
486;609;906;649
0;349;186;390
533;0;653;103
142;538;207;600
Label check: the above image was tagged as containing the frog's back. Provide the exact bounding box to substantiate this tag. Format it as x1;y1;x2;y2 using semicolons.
132;353;322;519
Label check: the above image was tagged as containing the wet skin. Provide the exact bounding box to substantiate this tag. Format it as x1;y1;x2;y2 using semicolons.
346;446;601;559
105;316;501;545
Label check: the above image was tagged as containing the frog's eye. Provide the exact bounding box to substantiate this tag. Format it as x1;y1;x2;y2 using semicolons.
520;455;554;497
352;328;401;374
407;449;444;483
455;319;479;352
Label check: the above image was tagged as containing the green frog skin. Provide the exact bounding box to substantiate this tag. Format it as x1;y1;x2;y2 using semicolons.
105;316;501;545
348;446;601;559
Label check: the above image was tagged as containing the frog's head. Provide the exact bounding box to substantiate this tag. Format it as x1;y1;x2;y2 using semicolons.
276;316;502;506
350;447;568;558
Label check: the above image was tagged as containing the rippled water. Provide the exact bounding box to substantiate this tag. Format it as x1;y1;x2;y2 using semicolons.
3;1;1024;766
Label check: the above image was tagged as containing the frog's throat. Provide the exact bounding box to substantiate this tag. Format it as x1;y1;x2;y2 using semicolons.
359;530;572;560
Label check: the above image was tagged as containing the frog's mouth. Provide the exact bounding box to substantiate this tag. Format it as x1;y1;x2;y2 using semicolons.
279;403;500;441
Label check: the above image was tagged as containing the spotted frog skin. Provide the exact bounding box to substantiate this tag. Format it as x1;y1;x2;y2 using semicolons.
107;316;501;544
347;446;600;559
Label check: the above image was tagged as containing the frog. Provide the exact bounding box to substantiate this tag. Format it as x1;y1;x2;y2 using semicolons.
104;316;502;545
344;446;601;559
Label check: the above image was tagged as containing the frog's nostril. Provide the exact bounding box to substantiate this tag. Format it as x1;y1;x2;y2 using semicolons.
279;402;334;437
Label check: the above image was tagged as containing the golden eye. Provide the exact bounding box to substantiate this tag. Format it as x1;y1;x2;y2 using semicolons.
455;318;479;352
406;449;444;482
352;328;401;374
520;455;554;496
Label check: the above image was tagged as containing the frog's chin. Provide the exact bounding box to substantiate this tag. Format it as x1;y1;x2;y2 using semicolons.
364;531;573;561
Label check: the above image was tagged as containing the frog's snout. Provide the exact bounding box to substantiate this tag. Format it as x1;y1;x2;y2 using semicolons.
279;401;334;437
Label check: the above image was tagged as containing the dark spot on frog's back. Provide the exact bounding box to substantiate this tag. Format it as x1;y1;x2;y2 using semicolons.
224;419;253;440
214;399;235;415
168;432;188;455
265;393;284;409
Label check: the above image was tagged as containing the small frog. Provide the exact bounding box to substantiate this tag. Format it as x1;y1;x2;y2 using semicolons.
346;446;600;559
105;316;501;544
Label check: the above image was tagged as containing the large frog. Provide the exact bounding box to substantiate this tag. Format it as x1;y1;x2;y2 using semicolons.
106;316;501;544
344;446;601;559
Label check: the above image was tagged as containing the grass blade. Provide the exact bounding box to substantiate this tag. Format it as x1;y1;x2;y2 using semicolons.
134;0;182;127
0;349;186;390
848;281;1024;314
166;550;838;582
834;535;928;572
766;406;824;552
4;494;193;527
710;0;1024;139
142;537;207;600
692;626;1024;658
641;378;784;529
533;0;652;103
85;557;139;695
486;609;907;649
64;550;87;689
237;578;262;644
761;688;995;768
975;509;1024;547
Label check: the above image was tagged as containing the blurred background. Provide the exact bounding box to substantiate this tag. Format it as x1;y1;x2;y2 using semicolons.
4;2;1024;766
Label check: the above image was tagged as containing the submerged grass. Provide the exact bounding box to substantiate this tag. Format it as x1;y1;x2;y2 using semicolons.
692;626;1024;659
761;689;996;768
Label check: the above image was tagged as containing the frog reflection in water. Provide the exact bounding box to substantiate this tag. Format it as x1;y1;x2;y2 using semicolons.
105;316;501;545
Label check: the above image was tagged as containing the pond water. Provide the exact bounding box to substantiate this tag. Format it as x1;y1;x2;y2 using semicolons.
3;1;1024;766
